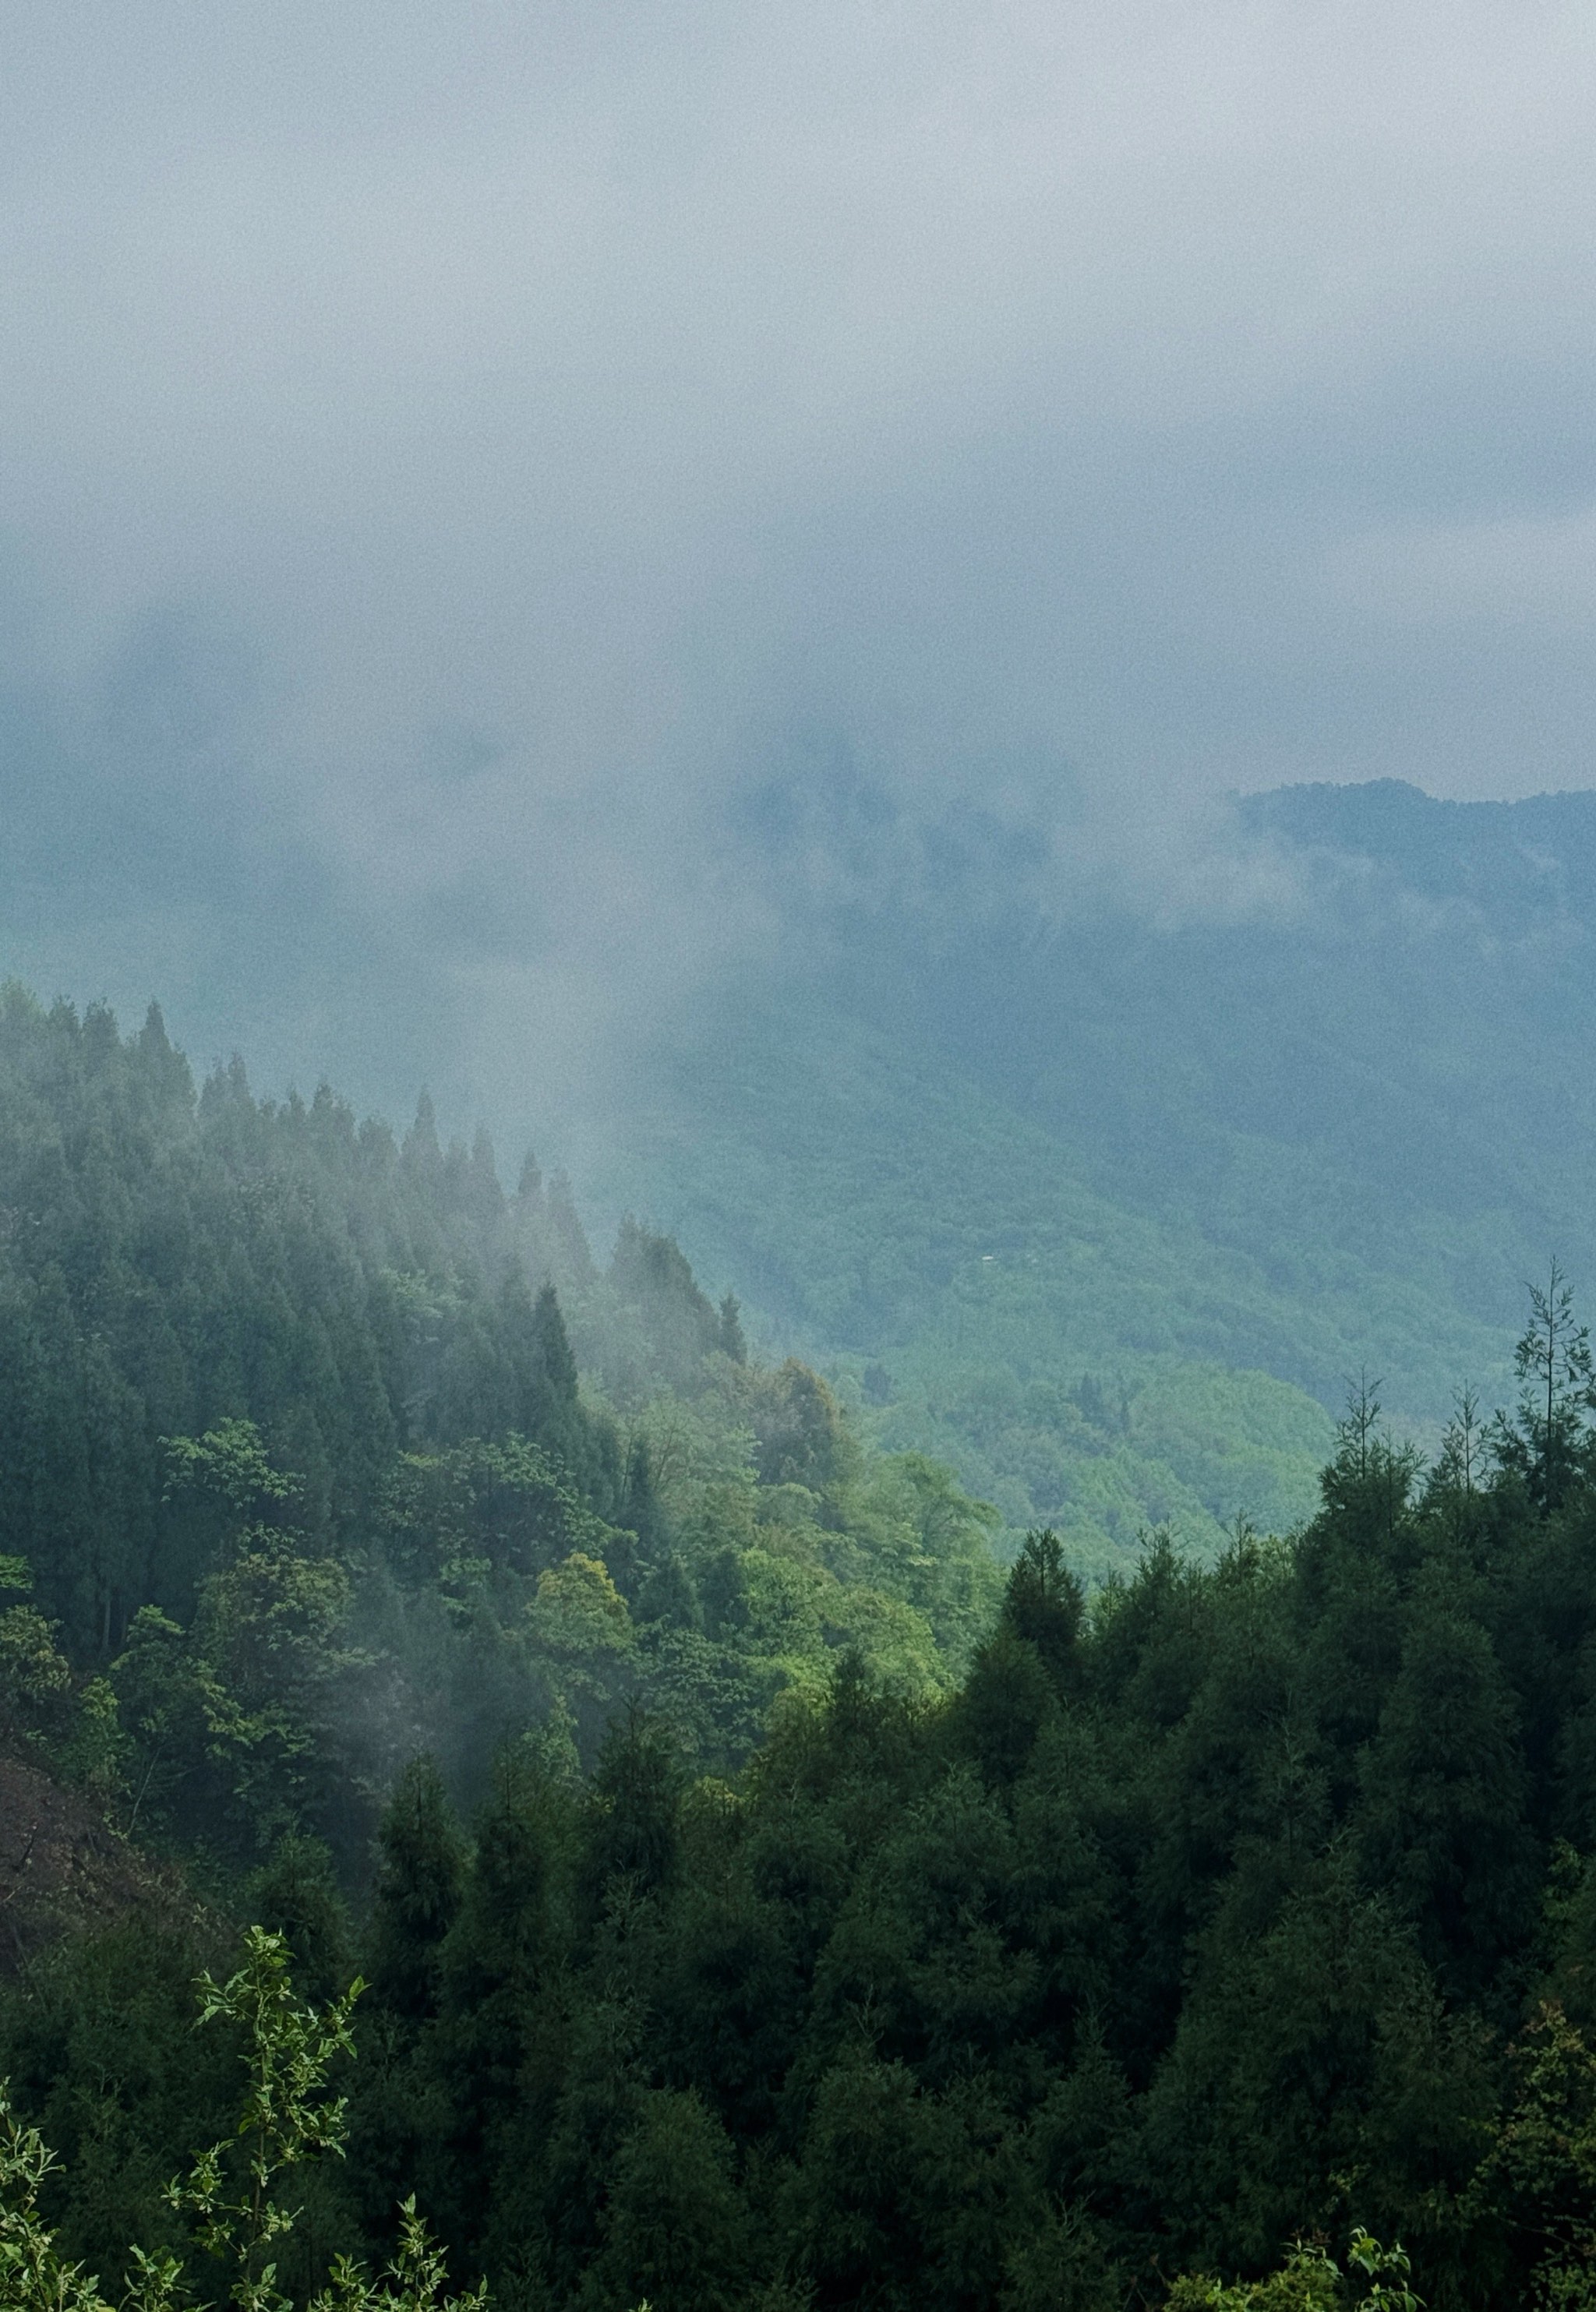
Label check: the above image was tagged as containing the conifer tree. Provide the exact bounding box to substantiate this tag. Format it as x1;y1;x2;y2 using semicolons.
367;1760;465;2024
1001;1528;1083;1689
1495;1260;1594;1510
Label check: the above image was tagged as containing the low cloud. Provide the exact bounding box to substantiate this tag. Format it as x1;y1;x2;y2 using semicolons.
2;0;1594;1127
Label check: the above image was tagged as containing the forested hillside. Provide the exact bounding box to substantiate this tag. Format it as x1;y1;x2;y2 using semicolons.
575;778;1596;1564
8;1;1594;2303
0;983;1001;1873
12;776;1596;1573
12;1280;1596;2312
598;990;1343;1573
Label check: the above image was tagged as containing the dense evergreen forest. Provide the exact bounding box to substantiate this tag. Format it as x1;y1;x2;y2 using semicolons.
9;987;1596;2312
0;983;1001;1835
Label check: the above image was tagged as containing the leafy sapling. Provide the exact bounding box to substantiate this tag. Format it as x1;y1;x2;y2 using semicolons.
309;2199;487;2312
164;1926;363;2312
157;1929;484;2312
0;1928;484;2312
0;2085;115;2312
1164;2231;1420;2312
1346;2232;1421;2312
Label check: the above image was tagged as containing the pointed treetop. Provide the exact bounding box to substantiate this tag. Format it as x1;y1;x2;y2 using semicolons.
718;1291;747;1364
467;1125;504;1215
403;1089;442;1174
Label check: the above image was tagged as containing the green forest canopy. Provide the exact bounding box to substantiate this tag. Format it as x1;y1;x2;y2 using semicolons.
6;985;1596;2312
0;981;1004;1834
574;782;1596;1568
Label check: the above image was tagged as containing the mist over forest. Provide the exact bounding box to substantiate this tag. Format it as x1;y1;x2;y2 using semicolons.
0;817;1594;2312
8;757;1596;1567
6;3;1596;2310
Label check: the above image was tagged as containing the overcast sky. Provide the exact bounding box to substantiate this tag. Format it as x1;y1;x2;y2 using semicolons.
2;1;1594;1112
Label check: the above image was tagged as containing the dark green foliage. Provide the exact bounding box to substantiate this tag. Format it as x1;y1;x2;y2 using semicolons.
952;1625;1058;1786
365;1760;464;2023
578;2087;750;2312
726;1361;847;1491
793;2058;1015;2312
0;988;618;1651
606;1219;726;1400
245;1834;353;2003
291;1300;1596;2312
24;1348;1596;2312
1492;1261;1596;1513
718;1294;748;1366
1001;1527;1082;1689
579;1709;683;1920
1351;1609;1538;1996
23;999;1596;2311
0;1915;238;2286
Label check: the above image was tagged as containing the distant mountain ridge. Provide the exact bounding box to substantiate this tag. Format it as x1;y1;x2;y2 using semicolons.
1242;778;1596;923
577;777;1596;1564
5;755;1596;1571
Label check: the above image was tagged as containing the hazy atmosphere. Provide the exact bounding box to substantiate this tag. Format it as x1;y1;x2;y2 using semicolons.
8;12;1596;2312
5;1;1596;1125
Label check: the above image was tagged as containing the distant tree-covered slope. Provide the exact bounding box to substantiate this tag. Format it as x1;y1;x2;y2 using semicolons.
5;775;1591;1575
572;778;1596;1562
585;992;1345;1570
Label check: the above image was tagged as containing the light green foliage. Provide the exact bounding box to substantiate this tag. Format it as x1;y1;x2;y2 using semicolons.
0;1604;74;1743
1165;2234;1417;2312
530;1553;637;1737
530;1555;634;1661
0;2085;115;2312
841;1451;1004;1663
1346;2233;1422;2312
1467;2003;1596;2310
311;2199;486;2312
624;1390;757;1515
0;988;1018;1813
579;786;1596;1573
164;1425;298;1516
571;1365;1008;1762
1164;2243;1339;2312
0;1933;482;2312
164;1926;364;2312
864;1357;1334;1576
581;994;1365;1570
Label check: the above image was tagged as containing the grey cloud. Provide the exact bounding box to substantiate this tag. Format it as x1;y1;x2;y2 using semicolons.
1;0;1594;1128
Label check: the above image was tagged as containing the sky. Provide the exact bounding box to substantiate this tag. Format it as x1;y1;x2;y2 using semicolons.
2;0;1594;1128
